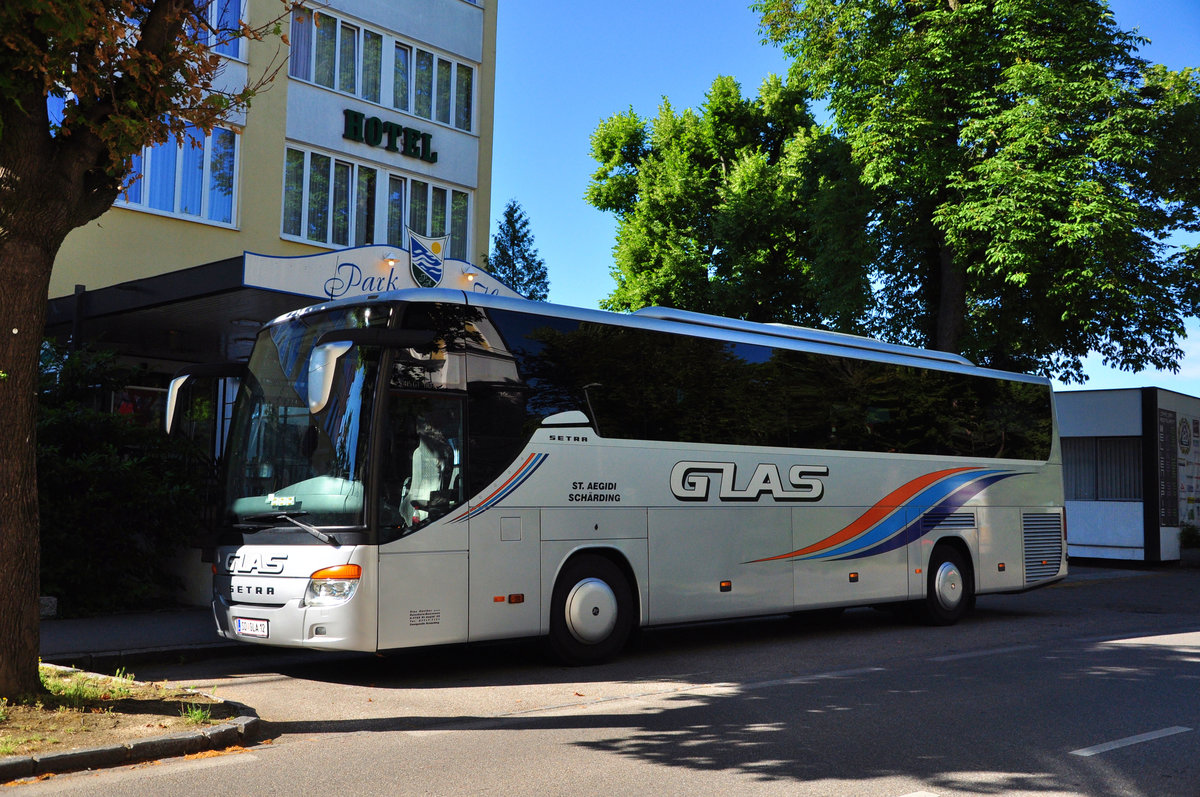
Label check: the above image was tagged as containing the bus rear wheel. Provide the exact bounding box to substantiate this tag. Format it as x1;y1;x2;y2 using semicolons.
548;554;635;665
917;545;975;626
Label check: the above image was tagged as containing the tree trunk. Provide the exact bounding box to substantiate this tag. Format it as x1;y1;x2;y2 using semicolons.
934;240;965;354
0;238;53;698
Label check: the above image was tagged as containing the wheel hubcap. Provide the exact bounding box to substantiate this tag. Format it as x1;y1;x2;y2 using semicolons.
933;560;963;611
564;578;618;644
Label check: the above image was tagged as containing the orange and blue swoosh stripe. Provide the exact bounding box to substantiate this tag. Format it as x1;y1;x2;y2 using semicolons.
449;452;548;523
750;467;1021;563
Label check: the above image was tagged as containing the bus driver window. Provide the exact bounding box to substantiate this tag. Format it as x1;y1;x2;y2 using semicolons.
380;398;463;531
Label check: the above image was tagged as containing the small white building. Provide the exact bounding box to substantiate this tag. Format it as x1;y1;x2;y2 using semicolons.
1057;387;1195;562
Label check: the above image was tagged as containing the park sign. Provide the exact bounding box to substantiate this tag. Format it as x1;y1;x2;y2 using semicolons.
243;242;522;302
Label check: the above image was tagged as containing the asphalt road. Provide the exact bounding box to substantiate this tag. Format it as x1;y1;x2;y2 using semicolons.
14;564;1200;796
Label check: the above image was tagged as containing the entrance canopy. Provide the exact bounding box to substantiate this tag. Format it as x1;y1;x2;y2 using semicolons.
45;245;520;366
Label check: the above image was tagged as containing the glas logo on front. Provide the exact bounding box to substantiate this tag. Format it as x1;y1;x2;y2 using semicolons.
225;553;288;575
670;461;828;502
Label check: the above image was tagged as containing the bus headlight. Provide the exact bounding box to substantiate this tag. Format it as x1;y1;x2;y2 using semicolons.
305;564;362;607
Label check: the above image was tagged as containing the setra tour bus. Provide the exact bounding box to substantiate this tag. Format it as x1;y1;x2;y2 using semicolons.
166;288;1066;664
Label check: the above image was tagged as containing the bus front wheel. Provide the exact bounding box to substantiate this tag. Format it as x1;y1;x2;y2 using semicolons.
548;554;635;665
917;545;975;626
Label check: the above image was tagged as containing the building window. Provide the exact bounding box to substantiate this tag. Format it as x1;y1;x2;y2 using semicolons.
289;9;475;132
283;148;380;246
408;180;470;259
290;10;382;102
387;175;406;246
455;64;473;132
120;126;238;225
414;50;434;120
393;44;410;112
363;31;383;104
195;0;243;59
283;147;470;257
288;9;312;80
1062;437;1143;501
450;190;469;260
408;49;472;132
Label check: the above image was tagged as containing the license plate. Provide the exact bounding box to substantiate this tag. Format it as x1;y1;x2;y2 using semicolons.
234;617;269;638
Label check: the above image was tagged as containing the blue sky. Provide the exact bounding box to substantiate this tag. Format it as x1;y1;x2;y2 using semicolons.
487;0;1200;394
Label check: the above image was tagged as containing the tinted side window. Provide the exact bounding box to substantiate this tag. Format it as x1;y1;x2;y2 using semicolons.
484;309;1052;461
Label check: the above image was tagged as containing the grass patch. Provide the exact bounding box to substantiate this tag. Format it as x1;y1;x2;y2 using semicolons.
39;666;135;708
179;703;212;725
1;665;229;759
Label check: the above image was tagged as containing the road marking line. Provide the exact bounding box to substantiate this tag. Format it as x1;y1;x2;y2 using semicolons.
1070;726;1192;757
930;645;1037;662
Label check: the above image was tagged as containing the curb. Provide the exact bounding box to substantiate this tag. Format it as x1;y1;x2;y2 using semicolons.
41;640;247;672
0;674;261;785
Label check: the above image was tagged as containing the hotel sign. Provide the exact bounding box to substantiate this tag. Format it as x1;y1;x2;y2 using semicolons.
342;109;438;163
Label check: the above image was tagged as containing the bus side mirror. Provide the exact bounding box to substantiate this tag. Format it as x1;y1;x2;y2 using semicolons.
308;341;354;414
165;375;190;435
165;361;247;434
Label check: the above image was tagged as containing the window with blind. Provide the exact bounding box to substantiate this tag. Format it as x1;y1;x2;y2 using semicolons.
118;125;238;225
282;147;470;256
289;9;475;133
1062;437;1142;501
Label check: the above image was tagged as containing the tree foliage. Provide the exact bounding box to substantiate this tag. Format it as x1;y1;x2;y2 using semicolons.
754;0;1200;378
587;73;874;328
0;0;290;698
486;199;550;301
0;0;290;239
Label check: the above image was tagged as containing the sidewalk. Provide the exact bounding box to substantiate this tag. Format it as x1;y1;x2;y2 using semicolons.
39;607;240;670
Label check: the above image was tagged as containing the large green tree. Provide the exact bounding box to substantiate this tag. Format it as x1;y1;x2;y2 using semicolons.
0;0;289;697
587;72;875;328
486;199;550;301
755;0;1200;378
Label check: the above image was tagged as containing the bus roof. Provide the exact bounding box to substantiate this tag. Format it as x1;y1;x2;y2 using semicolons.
632;306;974;367
274;288;1046;385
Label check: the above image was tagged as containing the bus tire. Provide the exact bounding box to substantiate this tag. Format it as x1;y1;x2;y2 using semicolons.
917;545;975;626
548;554;635;665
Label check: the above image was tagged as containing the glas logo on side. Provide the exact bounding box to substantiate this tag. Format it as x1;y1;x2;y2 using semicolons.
225;553;288;574
670;461;828;502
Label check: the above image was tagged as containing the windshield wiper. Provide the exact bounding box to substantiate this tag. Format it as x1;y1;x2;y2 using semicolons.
234;512;340;547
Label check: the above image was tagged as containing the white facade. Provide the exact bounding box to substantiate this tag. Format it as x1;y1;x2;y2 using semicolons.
1058;388;1193;562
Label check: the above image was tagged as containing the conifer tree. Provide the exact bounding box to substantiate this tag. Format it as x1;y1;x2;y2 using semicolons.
486;200;550;301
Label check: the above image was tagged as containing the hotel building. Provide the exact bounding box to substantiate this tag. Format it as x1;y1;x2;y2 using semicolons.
46;0;499;378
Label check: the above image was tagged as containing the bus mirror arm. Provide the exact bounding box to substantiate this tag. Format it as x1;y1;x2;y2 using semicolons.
582;383;603;437
165;361;247;434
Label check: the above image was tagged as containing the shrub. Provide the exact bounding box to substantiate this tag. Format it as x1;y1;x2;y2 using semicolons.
37;343;211;616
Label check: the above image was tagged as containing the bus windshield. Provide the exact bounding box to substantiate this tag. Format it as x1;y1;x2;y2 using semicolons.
223;306;389;532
